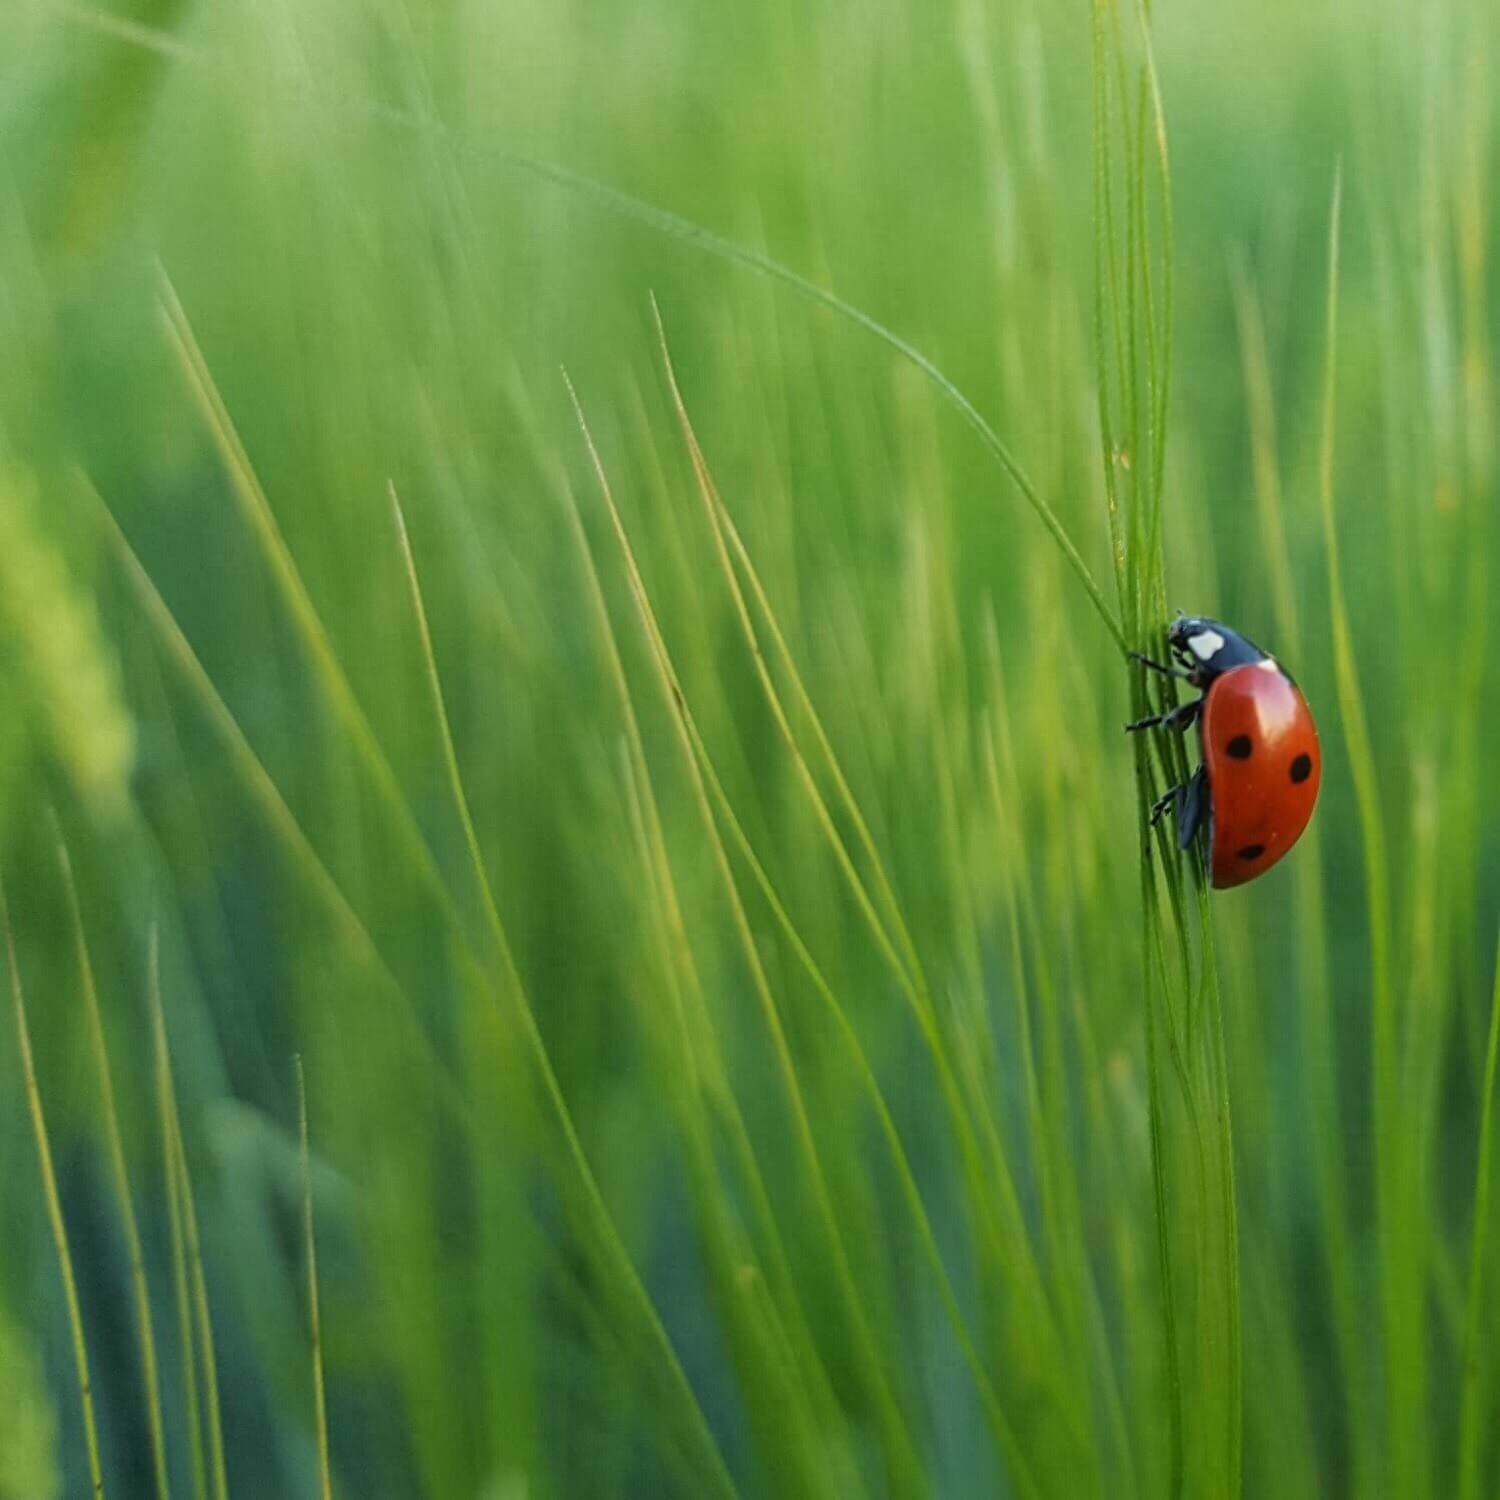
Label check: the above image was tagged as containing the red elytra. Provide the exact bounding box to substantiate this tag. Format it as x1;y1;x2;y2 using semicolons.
1126;614;1322;889
1199;662;1321;888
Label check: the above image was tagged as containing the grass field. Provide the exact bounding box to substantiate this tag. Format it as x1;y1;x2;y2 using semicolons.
2;1;1499;1496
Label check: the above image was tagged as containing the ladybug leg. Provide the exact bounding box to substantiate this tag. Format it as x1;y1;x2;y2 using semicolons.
1130;650;1195;681
1148;786;1180;826
1175;765;1209;851
1146;767;1210;849
1125;697;1202;734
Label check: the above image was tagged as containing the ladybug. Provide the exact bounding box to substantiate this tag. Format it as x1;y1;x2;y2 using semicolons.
1126;614;1321;889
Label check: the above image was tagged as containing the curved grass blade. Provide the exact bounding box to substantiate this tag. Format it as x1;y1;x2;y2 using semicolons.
503;155;1123;650
45;7;1124;655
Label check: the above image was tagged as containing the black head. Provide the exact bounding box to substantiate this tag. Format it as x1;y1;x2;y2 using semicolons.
1166;615;1271;683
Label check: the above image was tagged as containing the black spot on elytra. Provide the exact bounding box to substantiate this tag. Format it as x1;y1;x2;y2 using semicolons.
1290;753;1313;784
1237;843;1266;862
1226;734;1253;760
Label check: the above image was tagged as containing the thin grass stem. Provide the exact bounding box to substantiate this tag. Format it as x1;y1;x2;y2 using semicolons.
1457;928;1500;1500
58;835;171;1500
3;876;106;1499
295;1058;335;1500
148;929;230;1500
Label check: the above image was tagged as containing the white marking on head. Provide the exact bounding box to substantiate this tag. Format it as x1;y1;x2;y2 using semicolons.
1187;629;1225;661
1256;658;1280;673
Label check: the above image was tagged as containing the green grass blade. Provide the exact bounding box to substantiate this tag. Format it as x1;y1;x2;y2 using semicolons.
1317;168;1414;1495
3;876;107;1499
1458;928;1500;1500
58;835;172;1500
1092;1;1235;1491
295;1058;334;1500
1195;882;1241;1495
1231;257;1369;1488
149;929;229;1500
157;949;207;1500
155;282;465;934
1138;864;1184;1499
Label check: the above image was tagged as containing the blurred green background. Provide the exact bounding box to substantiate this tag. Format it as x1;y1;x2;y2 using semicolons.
1;1;1498;1496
